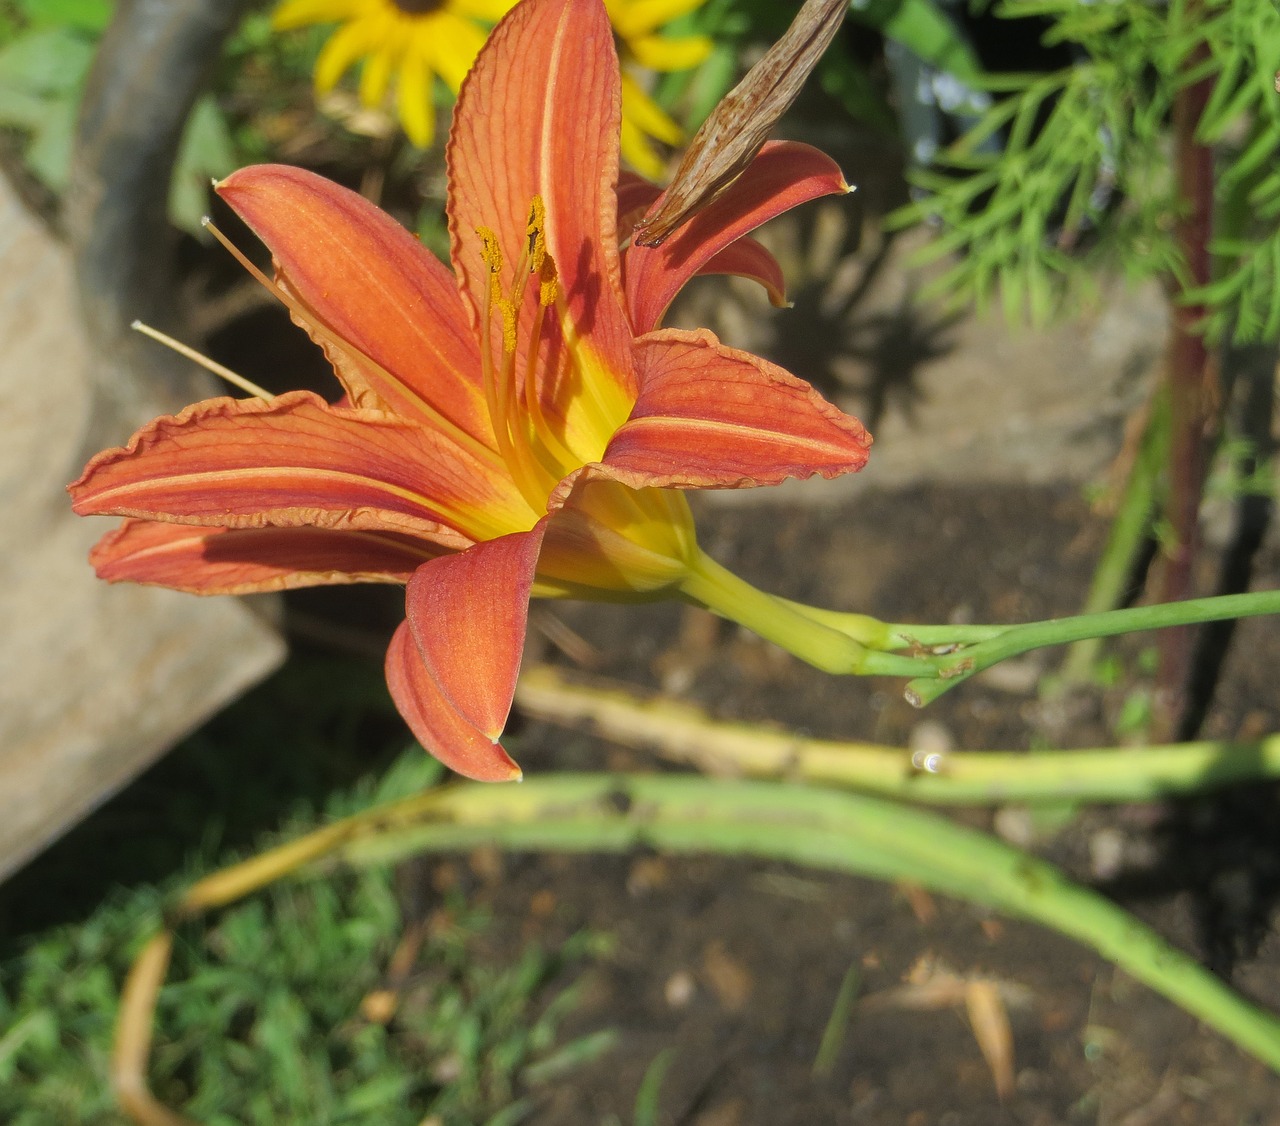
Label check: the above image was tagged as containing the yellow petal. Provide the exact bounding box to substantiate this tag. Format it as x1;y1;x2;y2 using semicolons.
272;0;363;32
422;12;489;93
627;31;712;72
621;71;684;144
607;0;709;40
397;47;436;147
452;0;517;21
314;18;380;92
359;45;396;106
619;116;668;180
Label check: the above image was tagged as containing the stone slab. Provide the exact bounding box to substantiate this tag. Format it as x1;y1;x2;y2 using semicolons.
0;174;285;882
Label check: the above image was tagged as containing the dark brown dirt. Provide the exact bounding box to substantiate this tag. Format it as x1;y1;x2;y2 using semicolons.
431;483;1280;1126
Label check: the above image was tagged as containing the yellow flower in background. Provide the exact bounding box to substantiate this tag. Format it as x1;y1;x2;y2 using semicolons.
607;0;713;178
273;0;512;148
274;0;711;174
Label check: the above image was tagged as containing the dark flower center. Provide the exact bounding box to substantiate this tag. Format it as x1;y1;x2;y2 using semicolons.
391;0;445;13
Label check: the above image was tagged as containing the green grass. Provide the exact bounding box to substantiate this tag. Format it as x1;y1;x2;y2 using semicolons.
0;652;611;1125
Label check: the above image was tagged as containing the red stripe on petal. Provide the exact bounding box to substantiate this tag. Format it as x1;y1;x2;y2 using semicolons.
386;622;523;782
626;141;847;333
404;523;546;744
600;329;871;489
89;519;435;594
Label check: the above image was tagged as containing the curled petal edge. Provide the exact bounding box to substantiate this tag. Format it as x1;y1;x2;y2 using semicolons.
397;525;547;779
386;622;523;782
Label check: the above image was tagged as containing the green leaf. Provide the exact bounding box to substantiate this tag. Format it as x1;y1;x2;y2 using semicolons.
16;0;113;33
0;85;48;129
21;93;76;189
0;27;94;95
851;0;986;85
633;1047;675;1126
169;94;238;236
818;39;894;130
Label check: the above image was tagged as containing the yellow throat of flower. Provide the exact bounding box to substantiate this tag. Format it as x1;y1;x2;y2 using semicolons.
475;196;601;513
475;197;699;598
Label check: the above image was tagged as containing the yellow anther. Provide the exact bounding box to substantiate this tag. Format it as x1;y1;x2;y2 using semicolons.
477;226;503;273
538;254;559;307
497;298;518;355
476;226;505;305
477;226;502;270
525;195;547;273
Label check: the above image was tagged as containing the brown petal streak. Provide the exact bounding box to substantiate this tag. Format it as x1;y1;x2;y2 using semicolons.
633;0;848;246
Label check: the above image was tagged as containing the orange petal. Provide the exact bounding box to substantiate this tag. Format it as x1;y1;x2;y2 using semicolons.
626;141;848;333
599;328;871;488
694;236;787;306
217;165;493;448
69;391;529;546
617;174;785;307
89;519;436;594
402;524;546;765
385;622;523;782
617;171;662;237
447;0;636;403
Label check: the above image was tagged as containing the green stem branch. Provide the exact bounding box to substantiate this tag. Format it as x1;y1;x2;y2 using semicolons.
904;589;1280;705
1056;393;1166;687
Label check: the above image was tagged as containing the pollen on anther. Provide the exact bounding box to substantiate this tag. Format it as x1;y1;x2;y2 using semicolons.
477;226;503;273
525;195;547;272
498;298;518;354
538;256;559;307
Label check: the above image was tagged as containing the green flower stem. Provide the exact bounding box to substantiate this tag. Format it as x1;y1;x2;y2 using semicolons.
680;551;922;677
324;777;1280;1072
776;599;1007;649
513;664;1280;805
905;589;1280;705
683;557;1279;698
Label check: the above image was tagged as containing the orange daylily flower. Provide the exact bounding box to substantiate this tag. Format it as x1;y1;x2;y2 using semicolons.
69;0;869;782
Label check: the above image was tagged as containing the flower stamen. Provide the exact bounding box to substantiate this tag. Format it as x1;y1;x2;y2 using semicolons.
475;210;561;512
131;321;275;402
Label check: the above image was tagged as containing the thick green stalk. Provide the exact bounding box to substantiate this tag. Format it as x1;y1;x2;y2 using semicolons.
513;665;1280;805
777;598;1006;649
682;552;1280;705
677;556;1280;698
124;775;1280;1099
680;550;922;676
325;776;1280;1072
